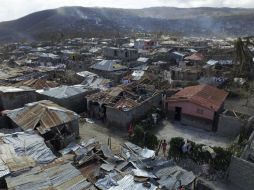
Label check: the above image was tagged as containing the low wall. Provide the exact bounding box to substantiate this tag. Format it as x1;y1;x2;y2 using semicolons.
181;114;213;131
228;156;254;190
216;114;243;137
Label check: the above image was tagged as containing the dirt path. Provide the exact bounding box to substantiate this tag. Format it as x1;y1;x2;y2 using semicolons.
79;120;126;154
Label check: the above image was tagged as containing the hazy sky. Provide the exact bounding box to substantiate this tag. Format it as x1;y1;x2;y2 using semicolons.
1;0;253;21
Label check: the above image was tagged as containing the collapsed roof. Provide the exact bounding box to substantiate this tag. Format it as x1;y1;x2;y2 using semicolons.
86;83;159;110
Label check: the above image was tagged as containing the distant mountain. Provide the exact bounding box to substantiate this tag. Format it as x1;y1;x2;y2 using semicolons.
0;6;254;42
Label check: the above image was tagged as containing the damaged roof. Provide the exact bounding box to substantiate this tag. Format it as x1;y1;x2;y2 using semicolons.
0;132;56;178
87;83;159;110
4;100;79;134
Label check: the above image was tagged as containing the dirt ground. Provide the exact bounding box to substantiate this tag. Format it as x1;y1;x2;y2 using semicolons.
78;117;233;158
225;97;254;116
79;120;126;154
156;120;235;148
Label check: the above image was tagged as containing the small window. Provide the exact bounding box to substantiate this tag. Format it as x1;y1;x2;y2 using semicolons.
197;108;204;114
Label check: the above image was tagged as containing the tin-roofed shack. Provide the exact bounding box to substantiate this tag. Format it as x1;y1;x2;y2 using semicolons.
37;85;98;113
86;83;162;128
13;79;59;90
3;100;80;151
0;86;37;111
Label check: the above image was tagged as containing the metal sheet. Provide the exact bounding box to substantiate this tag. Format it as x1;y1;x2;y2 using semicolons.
109;174;157;190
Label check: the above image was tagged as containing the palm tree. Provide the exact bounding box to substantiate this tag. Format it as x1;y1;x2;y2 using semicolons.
234;37;253;79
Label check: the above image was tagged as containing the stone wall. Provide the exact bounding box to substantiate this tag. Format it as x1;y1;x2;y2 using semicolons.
216;113;244;137
0;91;37;110
37;90;97;114
181;114;213;131
106;93;162;128
228;156;254;190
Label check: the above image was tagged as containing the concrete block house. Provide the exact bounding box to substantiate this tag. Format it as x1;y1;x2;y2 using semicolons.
167;84;228;131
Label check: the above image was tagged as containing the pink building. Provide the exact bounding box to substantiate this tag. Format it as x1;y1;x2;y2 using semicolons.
134;39;157;50
167;85;228;131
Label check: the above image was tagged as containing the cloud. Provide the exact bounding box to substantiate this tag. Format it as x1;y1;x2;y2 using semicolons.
0;0;253;21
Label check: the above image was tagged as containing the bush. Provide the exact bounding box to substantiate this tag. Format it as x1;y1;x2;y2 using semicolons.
144;132;159;149
168;137;185;159
191;144;212;164
211;147;232;171
131;125;159;150
168;137;233;171
132;125;144;146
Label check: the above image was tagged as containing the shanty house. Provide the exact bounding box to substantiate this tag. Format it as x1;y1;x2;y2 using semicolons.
37;85;97;113
13;79;59;90
167;85;228;131
0;86;37;111
77;71;112;91
89;60;127;82
169;52;186;64
184;52;205;66
103;47;138;61
134;39;157;50
170;67;202;81
86;84;162;128
3;100;80;151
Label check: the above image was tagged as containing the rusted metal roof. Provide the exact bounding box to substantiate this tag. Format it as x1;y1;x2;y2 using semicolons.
5;156;36;172
168;84;228;111
14;79;59;90
185;52;205;61
4;100;79;134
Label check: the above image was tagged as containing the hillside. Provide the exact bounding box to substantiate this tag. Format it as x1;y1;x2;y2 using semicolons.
0;6;254;42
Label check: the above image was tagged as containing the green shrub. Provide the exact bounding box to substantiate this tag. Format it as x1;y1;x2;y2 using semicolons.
168;137;185;159
191;144;212;164
211;147;232;171
132;125;144;146
144;132;159;149
168;137;233;171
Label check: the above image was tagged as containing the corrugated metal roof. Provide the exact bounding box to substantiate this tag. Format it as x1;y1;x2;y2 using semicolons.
5;162;94;190
3;132;56;164
109;174;157;190
5;156;36;172
37;85;90;98
185;52;205;61
0;86;30;93
90;60;127;72
14;79;59;90
4;100;79;134
0;159;10;178
0;132;56;178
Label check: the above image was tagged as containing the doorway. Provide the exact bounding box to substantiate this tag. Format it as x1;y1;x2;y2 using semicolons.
174;107;182;121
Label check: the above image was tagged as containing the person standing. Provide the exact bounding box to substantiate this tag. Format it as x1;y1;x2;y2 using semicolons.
162;140;167;157
128;123;134;139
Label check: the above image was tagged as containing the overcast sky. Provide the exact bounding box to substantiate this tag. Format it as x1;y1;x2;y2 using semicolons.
0;0;253;21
